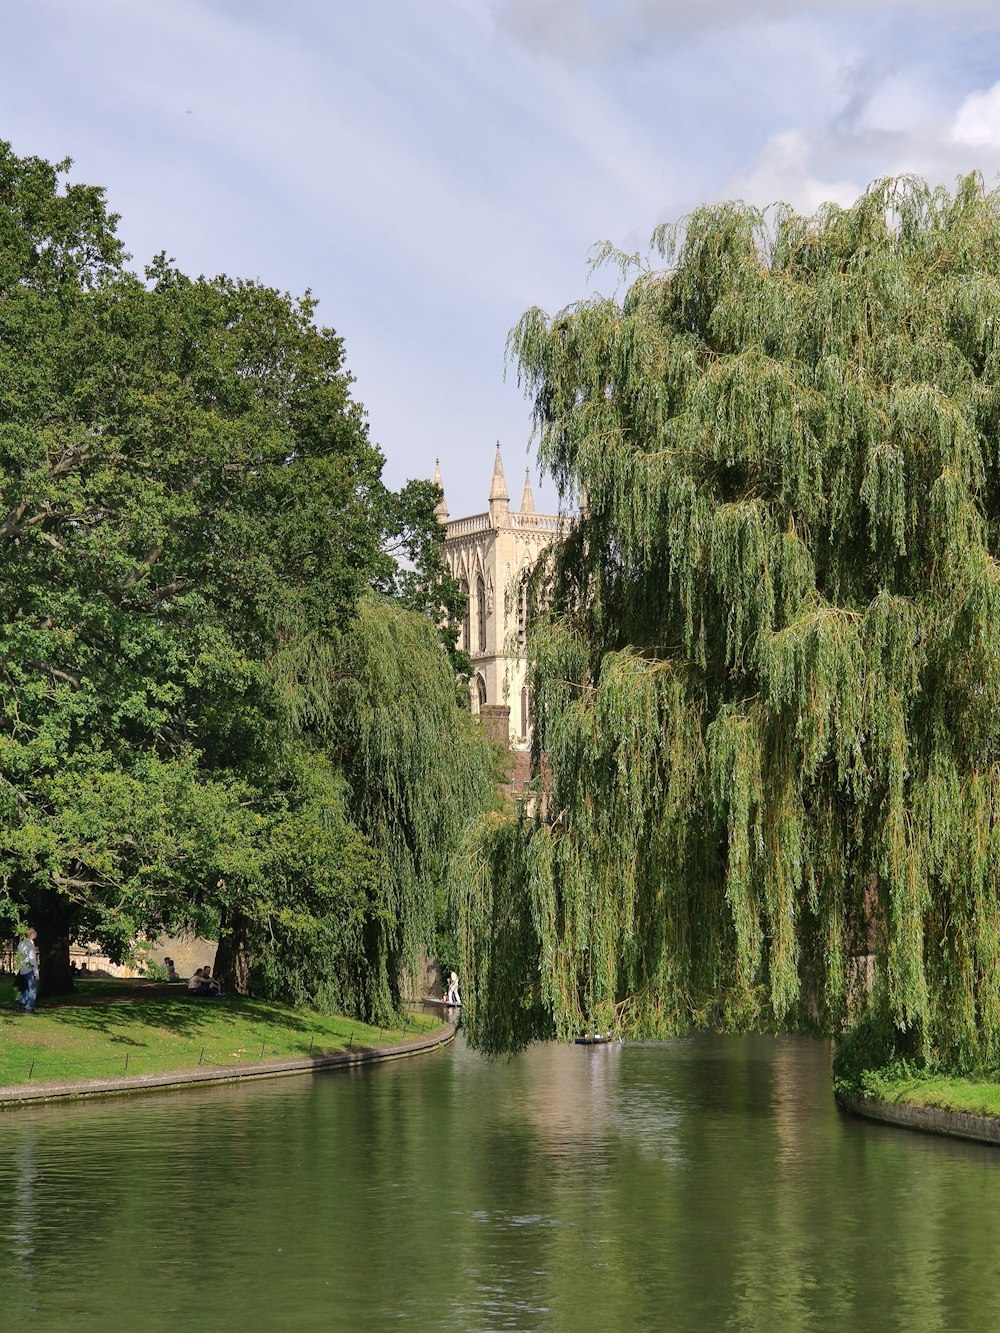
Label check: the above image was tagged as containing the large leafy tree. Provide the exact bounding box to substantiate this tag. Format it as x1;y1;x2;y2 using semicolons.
462;176;1000;1073
0;144;492;1012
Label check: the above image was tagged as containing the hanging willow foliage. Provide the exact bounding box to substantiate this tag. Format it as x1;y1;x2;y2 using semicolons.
459;175;1000;1071
267;596;499;1022
331;598;500;1018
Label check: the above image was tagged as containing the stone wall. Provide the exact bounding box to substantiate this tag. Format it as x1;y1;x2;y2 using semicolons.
70;932;218;980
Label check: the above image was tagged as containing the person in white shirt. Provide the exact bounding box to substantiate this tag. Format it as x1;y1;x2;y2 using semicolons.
14;928;39;1014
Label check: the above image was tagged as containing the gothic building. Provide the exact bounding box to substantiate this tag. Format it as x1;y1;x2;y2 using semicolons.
435;445;569;748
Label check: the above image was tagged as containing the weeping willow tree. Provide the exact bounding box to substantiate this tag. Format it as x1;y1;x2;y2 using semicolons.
256;596;500;1022
333;598;501;1018
459;175;1000;1074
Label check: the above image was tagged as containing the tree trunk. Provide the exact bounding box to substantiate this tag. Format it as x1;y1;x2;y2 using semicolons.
214;910;252;994
31;893;75;998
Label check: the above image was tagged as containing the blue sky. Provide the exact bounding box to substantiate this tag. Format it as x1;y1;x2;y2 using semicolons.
4;1;1000;517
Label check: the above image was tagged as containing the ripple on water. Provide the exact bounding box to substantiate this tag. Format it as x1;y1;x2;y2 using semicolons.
3;1036;1000;1332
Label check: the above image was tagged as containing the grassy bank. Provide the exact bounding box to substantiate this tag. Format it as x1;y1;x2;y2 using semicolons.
855;1067;1000;1120
0;989;442;1088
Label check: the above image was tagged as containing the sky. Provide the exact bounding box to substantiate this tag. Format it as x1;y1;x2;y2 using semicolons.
4;1;1000;517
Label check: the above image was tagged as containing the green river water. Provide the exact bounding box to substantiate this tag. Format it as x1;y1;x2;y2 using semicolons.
1;1032;998;1332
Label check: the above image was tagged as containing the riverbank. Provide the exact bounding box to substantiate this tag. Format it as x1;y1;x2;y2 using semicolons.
0;989;450;1105
837;1068;1000;1145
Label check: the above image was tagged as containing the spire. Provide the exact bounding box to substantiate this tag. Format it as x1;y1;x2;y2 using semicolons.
519;468;536;514
489;441;509;501
433;458;448;522
489;441;509;525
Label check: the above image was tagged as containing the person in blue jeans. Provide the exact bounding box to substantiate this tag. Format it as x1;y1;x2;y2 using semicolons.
14;927;39;1013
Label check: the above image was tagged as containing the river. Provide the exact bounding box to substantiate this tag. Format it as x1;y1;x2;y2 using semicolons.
1;1033;998;1331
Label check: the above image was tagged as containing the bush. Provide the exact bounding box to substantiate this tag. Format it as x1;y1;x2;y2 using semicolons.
833;1011;925;1095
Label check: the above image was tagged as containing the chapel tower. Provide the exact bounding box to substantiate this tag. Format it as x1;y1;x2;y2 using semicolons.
435;445;568;747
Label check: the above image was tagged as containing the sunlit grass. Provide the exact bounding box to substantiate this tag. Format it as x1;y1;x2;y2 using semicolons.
864;1072;1000;1119
0;993;442;1088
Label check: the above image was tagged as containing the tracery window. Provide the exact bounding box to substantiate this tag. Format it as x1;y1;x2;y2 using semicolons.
517;572;529;650
476;674;487;711
477;573;487;653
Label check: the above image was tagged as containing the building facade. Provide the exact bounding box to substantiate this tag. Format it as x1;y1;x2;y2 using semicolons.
436;445;569;747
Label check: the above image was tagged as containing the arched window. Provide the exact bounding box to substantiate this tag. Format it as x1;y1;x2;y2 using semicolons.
459;578;470;653
476;674;487;712
520;686;528;739
477;573;487;653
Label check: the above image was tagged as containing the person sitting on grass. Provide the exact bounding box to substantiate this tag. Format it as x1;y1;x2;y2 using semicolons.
199;965;225;998
164;956;180;982
187;966;225;998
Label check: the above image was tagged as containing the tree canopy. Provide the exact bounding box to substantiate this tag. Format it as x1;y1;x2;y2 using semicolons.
461;175;1000;1073
0;144;495;1016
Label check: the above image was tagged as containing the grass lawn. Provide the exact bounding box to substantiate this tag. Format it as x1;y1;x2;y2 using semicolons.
861;1071;1000;1120
0;988;443;1088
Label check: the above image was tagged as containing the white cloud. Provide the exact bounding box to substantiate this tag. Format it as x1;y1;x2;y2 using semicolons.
4;0;1000;519
728;129;861;213
859;74;941;134
951;82;1000;147
725;69;1000;230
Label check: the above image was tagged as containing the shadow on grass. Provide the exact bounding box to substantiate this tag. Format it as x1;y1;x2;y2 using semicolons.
2;982;438;1089
40;996;329;1040
34;995;421;1047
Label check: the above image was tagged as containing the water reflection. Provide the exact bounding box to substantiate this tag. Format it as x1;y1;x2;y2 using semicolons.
0;1036;998;1331
10;1134;38;1279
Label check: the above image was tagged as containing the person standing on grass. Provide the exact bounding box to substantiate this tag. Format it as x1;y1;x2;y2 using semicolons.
14;927;39;1014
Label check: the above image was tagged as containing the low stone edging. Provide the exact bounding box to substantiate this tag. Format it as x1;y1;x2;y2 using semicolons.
0;1022;456;1109
836;1091;1000;1146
